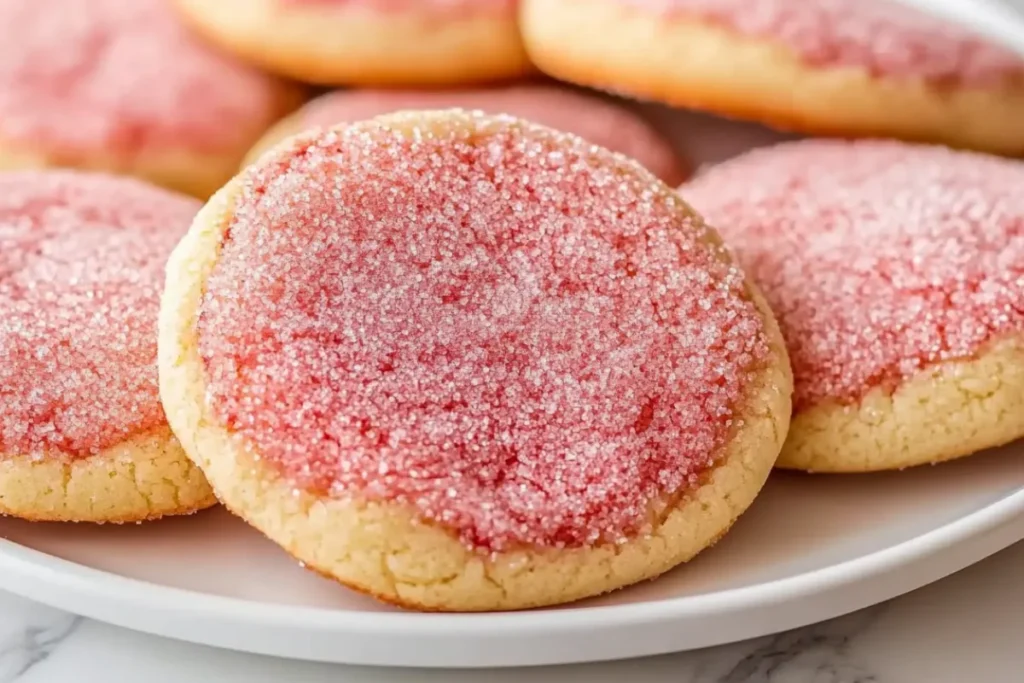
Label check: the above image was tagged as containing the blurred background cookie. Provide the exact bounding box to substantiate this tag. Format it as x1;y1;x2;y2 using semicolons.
0;170;215;522
684;139;1024;472
173;0;532;86
159;112;792;611
0;0;304;198
521;0;1024;156
245;85;690;183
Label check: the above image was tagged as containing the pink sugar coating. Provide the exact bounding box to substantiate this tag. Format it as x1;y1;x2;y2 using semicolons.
684;139;1024;413
277;0;516;14
0;171;200;458
296;86;687;183
198;116;770;552
0;0;291;158
616;0;1024;84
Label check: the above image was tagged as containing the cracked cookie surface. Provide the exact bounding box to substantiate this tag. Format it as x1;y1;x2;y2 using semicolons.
159;111;792;611
684;139;1024;472
0;170;215;522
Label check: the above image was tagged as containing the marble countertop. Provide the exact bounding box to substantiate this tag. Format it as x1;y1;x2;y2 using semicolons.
1;540;1021;682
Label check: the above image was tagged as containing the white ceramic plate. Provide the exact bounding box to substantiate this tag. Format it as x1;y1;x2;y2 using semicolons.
2;0;1023;670
0;444;1022;667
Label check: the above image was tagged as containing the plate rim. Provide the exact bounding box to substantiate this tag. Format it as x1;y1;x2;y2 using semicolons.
2;484;1022;636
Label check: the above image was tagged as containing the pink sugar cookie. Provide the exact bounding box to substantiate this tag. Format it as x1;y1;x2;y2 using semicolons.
173;0;531;87
279;0;515;8
0;171;214;522
684;139;1024;472
0;0;304;199
245;86;689;184
159;111;792;611
521;0;1024;156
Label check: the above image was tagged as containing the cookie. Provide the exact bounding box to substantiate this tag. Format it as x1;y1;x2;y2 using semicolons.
173;0;531;87
520;0;1024;156
159;111;792;611
0;0;304;199
0;171;215;522
684;139;1024;473
245;85;689;183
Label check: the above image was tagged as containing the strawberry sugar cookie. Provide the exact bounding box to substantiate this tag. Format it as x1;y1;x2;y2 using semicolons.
684;139;1024;473
0;0;304;199
173;0;531;87
0;171;215;522
520;0;1024;156
245;85;689;183
159;111;792;611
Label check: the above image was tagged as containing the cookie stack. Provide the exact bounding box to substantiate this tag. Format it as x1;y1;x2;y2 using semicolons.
0;0;1021;613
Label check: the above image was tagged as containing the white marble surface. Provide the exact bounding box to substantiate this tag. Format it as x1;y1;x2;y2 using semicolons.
1;540;1022;682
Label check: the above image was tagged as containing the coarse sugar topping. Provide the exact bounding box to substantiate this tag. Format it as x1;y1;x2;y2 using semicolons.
295;86;685;183
0;0;290;158
0;171;199;458
198;114;769;552
684;139;1024;413
615;0;1024;84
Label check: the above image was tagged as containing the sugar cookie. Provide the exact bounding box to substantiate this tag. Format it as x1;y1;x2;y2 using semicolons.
173;0;531;87
160;111;792;611
245;86;689;183
520;0;1024;156
0;0;304;199
0;171;215;522
684;139;1024;472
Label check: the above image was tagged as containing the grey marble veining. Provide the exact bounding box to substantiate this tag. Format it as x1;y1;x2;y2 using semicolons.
2;541;1023;683
0;601;78;683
